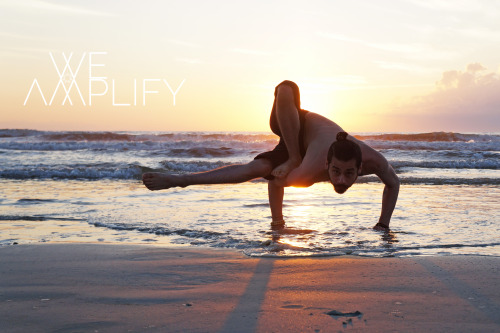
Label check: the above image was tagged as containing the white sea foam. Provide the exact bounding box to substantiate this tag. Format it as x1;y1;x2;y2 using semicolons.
0;130;498;184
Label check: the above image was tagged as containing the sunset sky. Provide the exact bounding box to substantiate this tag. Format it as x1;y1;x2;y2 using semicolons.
1;0;499;132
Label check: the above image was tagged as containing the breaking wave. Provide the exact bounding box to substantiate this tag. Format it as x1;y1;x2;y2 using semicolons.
1;129;498;183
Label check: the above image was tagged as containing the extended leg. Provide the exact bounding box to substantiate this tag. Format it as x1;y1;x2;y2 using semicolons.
143;159;273;191
271;85;302;178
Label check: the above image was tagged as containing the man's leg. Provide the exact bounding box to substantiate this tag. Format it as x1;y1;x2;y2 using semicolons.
271;85;302;178
143;159;273;191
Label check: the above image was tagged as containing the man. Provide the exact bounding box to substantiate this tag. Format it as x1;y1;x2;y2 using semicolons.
143;80;399;231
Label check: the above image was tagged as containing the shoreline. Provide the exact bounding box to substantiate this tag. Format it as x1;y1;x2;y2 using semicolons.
1;243;499;332
4;239;500;258
2;178;500;257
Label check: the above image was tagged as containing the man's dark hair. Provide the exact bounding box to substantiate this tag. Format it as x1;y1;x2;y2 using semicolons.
327;132;362;168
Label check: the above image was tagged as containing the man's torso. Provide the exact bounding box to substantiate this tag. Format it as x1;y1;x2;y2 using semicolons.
298;112;386;182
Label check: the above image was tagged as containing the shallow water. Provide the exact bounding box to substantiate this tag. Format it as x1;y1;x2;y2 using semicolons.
1;179;498;257
1;129;498;256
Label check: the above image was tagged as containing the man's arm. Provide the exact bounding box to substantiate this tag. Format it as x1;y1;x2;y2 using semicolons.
268;180;285;227
267;168;325;227
374;163;400;231
267;166;317;228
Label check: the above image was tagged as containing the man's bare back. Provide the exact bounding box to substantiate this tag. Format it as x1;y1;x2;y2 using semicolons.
282;111;390;188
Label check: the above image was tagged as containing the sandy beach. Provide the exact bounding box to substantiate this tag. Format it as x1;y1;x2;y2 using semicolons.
1;244;499;332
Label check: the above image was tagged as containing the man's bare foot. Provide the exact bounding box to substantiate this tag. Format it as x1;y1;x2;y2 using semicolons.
142;172;186;191
271;158;301;178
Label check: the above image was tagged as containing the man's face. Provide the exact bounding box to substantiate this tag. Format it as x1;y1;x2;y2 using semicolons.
327;157;359;194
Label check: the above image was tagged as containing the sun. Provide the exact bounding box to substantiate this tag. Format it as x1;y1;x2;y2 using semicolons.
299;86;333;115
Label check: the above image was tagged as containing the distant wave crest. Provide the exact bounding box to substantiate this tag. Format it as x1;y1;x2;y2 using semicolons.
1;129;498;184
356;132;500;142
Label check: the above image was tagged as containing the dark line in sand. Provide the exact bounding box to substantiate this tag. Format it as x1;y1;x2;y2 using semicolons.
219;259;274;333
417;258;500;326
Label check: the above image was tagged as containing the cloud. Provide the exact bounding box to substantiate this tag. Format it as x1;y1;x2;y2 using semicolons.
231;48;272;56
403;0;489;12
394;63;500;131
451;27;500;43
436;64;483;89
0;46;64;58
168;39;200;48
372;60;437;74
317;31;420;54
294;76;368;94
316;75;368;86
175;58;202;64
317;31;456;60
0;0;116;17
0;31;45;40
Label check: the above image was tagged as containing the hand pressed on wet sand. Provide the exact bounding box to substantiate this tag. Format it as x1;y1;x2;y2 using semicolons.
271;159;301;179
142;172;185;191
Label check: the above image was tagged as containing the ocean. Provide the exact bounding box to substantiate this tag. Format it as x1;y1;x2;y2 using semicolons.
1;129;499;257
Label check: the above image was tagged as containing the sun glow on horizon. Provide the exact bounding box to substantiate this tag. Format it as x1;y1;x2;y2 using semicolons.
1;1;500;132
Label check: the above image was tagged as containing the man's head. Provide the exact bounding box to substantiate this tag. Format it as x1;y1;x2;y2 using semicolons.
326;132;362;194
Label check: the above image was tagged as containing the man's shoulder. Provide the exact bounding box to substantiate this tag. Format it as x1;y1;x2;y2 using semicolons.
360;144;389;176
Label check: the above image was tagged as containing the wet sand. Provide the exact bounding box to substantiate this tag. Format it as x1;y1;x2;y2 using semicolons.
0;244;499;332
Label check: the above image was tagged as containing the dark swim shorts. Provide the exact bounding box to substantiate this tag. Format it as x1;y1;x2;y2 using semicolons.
254;80;309;180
